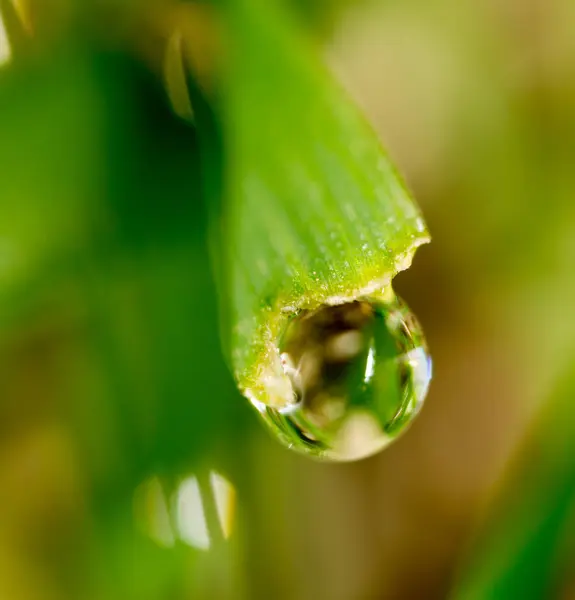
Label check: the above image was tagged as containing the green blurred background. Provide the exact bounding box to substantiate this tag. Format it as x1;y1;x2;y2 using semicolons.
1;0;574;598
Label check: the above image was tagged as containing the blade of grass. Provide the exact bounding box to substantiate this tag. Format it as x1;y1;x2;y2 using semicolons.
222;0;430;399
0;44;243;484
450;368;575;600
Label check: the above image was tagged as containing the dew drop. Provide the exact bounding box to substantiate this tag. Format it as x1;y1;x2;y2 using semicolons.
248;294;431;461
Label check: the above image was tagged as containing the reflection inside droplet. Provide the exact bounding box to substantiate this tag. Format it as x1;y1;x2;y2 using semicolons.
246;293;432;461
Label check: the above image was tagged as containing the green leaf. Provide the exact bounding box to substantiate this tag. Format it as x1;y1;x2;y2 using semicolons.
222;0;429;399
450;369;575;600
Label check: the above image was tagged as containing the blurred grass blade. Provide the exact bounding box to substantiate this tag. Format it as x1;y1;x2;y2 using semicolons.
450;369;575;600
222;0;430;395
0;51;103;317
0;42;247;597
0;0;27;60
0;44;241;479
164;29;195;123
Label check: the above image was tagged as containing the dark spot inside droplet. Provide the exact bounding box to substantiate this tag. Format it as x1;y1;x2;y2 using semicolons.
398;361;411;393
280;302;374;414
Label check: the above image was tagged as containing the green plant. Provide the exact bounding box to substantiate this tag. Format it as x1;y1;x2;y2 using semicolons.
1;0;574;599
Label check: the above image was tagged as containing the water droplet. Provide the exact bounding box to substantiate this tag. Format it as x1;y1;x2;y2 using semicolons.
248;294;431;461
